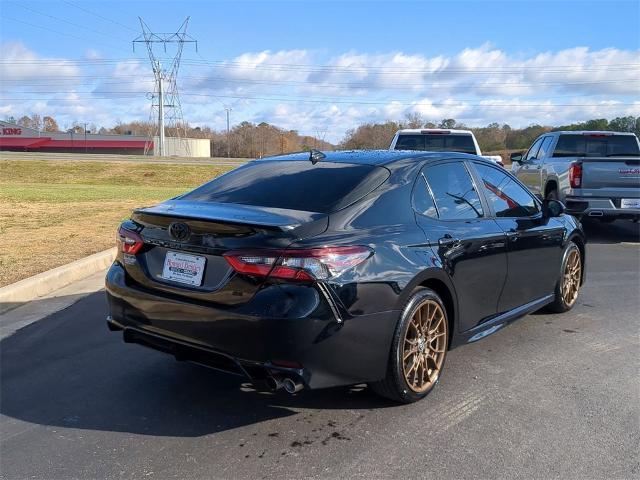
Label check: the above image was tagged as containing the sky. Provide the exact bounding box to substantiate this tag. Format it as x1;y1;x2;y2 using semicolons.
1;0;639;143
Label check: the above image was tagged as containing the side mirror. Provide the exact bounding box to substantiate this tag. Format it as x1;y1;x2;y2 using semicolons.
510;152;524;164
543;199;565;218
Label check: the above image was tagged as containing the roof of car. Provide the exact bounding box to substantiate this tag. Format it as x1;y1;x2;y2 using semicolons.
394;128;473;135
549;130;637;136
256;149;485;166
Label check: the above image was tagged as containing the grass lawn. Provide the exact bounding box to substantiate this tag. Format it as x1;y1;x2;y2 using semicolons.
0;160;233;287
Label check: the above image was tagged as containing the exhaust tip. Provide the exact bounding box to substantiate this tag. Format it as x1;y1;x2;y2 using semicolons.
282;377;304;394
265;376;283;391
588;211;604;217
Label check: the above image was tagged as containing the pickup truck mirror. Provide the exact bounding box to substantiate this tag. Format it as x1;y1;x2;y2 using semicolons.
510;152;524;163
543;199;565;218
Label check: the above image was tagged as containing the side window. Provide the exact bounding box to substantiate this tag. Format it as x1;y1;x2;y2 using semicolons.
536;136;553;160
474;163;540;217
525;137;544;161
412;173;438;218
423;162;484;220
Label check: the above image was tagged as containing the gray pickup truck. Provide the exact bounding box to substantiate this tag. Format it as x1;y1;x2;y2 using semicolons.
511;131;640;222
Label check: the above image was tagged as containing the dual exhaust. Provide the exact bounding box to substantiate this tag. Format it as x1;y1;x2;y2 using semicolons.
265;374;304;394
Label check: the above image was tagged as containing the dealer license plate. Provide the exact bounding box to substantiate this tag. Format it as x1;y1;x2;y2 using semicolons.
161;251;206;286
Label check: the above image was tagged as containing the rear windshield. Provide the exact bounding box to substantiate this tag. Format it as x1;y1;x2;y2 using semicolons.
180;160;389;213
394;134;476;154
553;134;640;157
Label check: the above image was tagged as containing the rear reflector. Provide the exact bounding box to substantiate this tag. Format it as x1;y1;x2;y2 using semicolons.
569;162;583;188
224;246;373;281
117;226;144;255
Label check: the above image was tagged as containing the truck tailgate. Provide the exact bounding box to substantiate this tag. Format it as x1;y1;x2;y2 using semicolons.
581;157;640;191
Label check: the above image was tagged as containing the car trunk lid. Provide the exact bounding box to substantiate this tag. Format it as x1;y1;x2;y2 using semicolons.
122;200;328;303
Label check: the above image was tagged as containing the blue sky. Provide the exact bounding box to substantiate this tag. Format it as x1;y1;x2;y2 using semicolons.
1;0;639;141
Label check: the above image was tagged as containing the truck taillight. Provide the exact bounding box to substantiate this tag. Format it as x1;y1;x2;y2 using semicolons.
224;246;373;281
569;162;582;188
117;226;144;255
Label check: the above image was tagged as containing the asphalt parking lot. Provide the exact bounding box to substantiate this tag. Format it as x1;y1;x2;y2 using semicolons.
1;220;638;480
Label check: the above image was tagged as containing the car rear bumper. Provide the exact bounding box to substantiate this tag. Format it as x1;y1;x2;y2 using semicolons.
105;261;398;390
565;196;640;219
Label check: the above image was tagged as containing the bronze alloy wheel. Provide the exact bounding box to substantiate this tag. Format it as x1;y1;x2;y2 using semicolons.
402;299;448;393
562;247;581;307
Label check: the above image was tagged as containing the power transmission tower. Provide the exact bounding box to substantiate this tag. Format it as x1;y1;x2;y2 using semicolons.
133;17;197;156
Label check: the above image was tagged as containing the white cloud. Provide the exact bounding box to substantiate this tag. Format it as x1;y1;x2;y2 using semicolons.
1;42;638;141
0;41;79;82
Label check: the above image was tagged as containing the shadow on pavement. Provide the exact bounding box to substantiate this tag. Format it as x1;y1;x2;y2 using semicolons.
0;291;393;439
581;218;640;245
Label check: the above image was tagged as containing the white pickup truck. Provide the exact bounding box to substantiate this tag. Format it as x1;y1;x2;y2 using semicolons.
389;129;504;166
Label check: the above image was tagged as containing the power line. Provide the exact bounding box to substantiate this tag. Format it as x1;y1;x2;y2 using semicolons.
1;57;638;74
1;93;636;108
6;1;130;42
2;15;99;44
61;0;138;32
0;75;634;89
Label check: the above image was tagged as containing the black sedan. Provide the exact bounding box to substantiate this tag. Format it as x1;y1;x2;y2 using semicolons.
105;150;585;403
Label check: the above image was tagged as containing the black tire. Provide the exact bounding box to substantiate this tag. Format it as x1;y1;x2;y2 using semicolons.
547;241;582;313
369;288;449;403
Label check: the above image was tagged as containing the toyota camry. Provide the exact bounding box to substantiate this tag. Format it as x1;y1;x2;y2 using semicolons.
105;150;585;403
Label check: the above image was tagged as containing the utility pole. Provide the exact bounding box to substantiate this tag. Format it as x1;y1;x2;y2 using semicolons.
84;122;87;152
157;63;165;157
225;107;231;158
134;18;197;157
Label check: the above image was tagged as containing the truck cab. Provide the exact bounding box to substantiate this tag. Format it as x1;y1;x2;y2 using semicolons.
389;129;504;166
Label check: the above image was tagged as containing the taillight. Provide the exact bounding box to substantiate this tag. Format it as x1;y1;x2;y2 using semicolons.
569;162;582;188
223;246;373;281
117;226;144;255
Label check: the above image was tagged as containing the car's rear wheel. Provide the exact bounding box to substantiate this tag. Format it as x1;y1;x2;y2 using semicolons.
547;241;582;313
370;289;448;403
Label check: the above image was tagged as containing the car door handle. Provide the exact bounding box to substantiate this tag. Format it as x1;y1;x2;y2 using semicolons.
438;235;460;247
506;229;519;241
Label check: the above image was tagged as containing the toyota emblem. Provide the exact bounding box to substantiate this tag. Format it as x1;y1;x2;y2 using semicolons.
168;222;191;241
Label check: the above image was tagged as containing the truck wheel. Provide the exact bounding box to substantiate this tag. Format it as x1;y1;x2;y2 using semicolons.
369;289;448;403
547;241;582;313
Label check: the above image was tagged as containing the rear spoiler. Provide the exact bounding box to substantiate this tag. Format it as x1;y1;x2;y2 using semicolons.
132;200;325;232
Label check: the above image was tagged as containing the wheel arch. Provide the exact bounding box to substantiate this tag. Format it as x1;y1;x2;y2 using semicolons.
396;268;458;348
418;278;456;347
568;233;586;285
544;178;558;197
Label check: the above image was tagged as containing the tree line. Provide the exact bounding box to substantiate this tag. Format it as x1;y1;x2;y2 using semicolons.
5;115;332;158
338;114;640;153
6;113;639;157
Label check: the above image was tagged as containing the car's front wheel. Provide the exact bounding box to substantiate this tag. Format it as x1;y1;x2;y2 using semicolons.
370;289;448;403
547;241;582;313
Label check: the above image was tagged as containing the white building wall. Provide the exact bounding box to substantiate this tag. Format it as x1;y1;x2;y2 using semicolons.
153;137;211;157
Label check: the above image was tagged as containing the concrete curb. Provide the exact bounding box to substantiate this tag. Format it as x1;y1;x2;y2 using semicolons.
0;248;116;314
